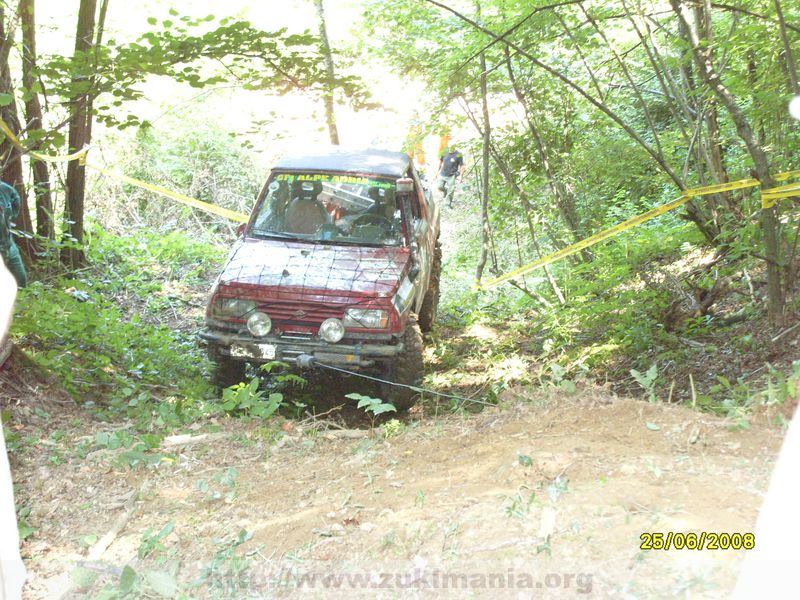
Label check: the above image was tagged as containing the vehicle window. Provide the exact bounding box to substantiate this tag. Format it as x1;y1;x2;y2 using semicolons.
250;173;403;246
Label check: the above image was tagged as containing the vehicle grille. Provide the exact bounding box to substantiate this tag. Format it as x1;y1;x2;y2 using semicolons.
257;300;343;325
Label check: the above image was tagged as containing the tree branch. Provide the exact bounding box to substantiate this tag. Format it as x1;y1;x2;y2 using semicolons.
424;0;685;188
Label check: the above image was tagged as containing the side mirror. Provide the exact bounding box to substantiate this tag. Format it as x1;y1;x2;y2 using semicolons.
396;177;420;281
408;263;420;282
236;223;246;237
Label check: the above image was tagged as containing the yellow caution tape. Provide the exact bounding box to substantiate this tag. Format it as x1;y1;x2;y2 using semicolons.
478;194;693;290
0;118;89;164
0;117;797;256
761;180;800;208
684;178;759;196
86;163;249;223
0;117;249;223
480;170;799;290
775;169;800;181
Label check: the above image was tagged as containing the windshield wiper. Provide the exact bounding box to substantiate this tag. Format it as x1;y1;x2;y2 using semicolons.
315;238;389;247
249;230;305;242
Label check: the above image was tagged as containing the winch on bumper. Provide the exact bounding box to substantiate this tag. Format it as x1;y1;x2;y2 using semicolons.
199;328;403;369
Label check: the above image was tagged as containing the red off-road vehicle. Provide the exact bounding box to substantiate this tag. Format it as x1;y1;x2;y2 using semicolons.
200;148;441;409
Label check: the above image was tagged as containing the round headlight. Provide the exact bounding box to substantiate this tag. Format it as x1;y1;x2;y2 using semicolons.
319;318;345;343
247;312;272;337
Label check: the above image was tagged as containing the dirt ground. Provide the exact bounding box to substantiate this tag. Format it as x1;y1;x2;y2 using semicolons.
3;200;794;598
6;380;787;599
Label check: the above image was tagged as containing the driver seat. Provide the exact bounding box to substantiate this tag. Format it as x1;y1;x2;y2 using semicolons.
366;187;395;219
285;181;329;234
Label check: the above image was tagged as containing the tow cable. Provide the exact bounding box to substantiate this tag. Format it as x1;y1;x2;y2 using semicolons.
295;354;495;408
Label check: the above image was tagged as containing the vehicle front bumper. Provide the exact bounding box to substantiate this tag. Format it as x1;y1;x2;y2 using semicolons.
199;328;403;369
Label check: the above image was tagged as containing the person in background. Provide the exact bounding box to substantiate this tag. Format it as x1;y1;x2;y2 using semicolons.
0;258;26;600
437;145;464;208
0;182;26;288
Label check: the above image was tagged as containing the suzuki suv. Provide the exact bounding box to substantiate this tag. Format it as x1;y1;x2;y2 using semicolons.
200;148;441;409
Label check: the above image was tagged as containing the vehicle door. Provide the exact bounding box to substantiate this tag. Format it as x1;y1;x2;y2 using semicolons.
409;166;435;310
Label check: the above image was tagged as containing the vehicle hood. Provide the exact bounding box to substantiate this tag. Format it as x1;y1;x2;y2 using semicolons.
218;238;411;299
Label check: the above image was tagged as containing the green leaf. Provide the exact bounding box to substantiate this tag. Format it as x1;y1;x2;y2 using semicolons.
518;454;533;467
0;93;14;106
142;570;177;598
147;16;157;25
156;520;175;540
236;529;253;544
559;379;577;394
141;433;162;449
372;403;396;415
71;566;98;590
18;522;36;540
646;363;658;380
118;565;137;593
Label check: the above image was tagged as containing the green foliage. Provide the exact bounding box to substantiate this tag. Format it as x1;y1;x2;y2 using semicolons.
501;489;536;520
195;529;255;596
194;467;241;503
381;418;406;438
11;227;229;433
220;379;283;419
346;393;396;416
92;564;179;599
760;362;800;407
12;280;210;420
138;521;175;559
17;505;36;541
630;364;659;404
119;121;260;236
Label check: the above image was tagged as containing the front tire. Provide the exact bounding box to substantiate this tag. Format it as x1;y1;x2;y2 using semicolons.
207;345;247;391
417;242;441;333
380;314;424;411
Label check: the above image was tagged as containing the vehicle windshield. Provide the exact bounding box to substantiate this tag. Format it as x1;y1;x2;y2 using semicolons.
250;172;403;246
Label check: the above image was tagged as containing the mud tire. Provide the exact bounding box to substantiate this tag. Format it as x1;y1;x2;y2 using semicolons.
417;242;441;333
380;314;424;411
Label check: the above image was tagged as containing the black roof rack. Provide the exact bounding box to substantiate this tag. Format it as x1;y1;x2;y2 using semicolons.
272;147;412;178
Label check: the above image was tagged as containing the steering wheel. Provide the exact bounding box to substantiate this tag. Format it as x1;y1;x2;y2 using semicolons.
352;213;393;228
315;223;345;239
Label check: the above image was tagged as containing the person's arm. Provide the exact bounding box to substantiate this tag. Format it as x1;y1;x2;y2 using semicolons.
1;182;20;220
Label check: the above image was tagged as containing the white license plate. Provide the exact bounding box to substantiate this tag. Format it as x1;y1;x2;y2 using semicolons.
230;343;276;360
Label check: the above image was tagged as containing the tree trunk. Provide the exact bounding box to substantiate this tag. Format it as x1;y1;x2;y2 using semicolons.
0;5;35;260
774;0;799;94
20;0;54;240
61;0;97;268
313;0;339;145
84;0;108;147
474;50;491;284
670;0;783;322
695;0;736;222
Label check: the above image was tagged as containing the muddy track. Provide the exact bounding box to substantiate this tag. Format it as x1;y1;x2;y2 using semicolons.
9;383;784;599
